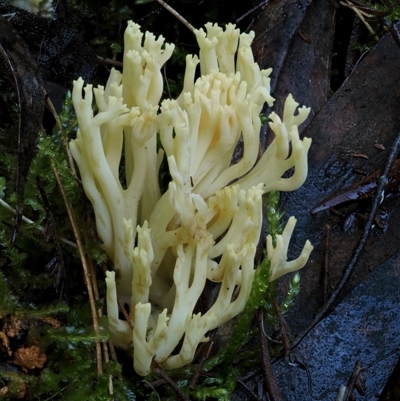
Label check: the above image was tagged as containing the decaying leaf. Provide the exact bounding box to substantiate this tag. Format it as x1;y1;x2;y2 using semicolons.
13;345;47;372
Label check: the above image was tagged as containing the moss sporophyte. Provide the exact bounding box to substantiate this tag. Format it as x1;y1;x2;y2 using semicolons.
69;21;313;376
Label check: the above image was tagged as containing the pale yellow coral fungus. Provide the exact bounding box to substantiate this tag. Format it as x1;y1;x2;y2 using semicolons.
70;21;313;376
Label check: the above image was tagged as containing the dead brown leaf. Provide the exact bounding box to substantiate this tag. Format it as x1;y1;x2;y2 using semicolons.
13;345;47;372
4;316;22;338
279;23;400;335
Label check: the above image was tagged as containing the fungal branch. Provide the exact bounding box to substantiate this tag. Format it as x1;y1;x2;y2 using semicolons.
69;21;313;376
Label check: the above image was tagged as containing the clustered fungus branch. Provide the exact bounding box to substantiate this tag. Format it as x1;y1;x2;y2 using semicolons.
70;21;313;376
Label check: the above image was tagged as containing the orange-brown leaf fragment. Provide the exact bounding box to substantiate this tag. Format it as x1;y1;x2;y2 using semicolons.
13;346;47;372
4;316;22;338
43;316;61;328
0;386;8;396
0;331;11;356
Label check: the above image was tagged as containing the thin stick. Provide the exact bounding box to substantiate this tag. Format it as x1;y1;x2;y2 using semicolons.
51;162;103;375
189;340;214;389
108;339;118;361
340;1;377;39
84;229;112;367
236;0;271;24
236;376;264;401
258;309;284;401
97;56;123;68
0;198;77;248
155;0;195;32
383;16;400;49
342;360;363;401
153;366;190;401
45;94;78;180
322;224;331;304
117;299;134;329
273;299;291;355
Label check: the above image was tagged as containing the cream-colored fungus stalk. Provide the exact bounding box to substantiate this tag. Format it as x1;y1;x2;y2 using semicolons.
70;21;313;376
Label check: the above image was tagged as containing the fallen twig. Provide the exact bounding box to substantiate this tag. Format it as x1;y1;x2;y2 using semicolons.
235;375;264;401
322;224;331;304
258;309;284;401
51;161;103;375
153;365;190;401
155;0;195;32
189;340;214;390
336;360;364;401
0;198;77;248
236;0;272;24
